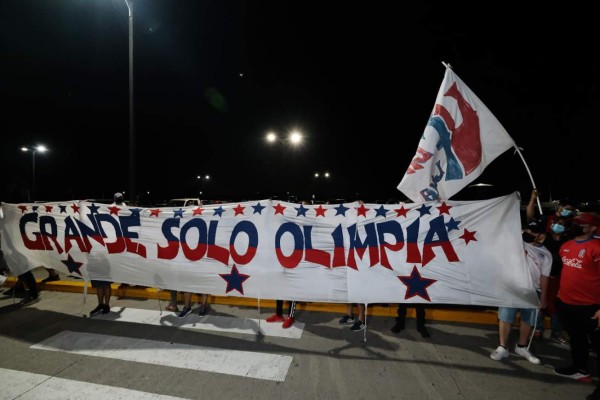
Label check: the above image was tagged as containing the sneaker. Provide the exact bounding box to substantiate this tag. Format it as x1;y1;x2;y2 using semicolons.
417;326;431;338
339;314;355;325
515;345;540;364
165;304;179;312
551;332;568;345
390;320;405;333
490;345;509;361
19;296;40;306
266;314;285;323
197;304;208;317
89;304;104;317
101;304;110;314
177;306;192;318
4;286;25;297
587;386;600;400
41;275;60;284
350;320;365;332
282;317;295;329
554;366;592;383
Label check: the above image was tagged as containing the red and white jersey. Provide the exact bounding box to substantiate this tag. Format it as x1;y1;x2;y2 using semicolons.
558;238;600;305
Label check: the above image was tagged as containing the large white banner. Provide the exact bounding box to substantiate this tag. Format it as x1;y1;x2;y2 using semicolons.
0;193;538;308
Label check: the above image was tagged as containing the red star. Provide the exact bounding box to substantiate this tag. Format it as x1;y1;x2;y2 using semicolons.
108;206;121;215
192;207;204;216
273;203;286;215
70;203;80;213
150;209;161;217
460;229;477;244
234;204;245;216
356;204;369;217
314;205;327;217
437;202;452;215
44;205;53;213
394;205;409;217
18;205;28;214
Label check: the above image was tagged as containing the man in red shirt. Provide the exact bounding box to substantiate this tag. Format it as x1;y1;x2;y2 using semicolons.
554;213;600;400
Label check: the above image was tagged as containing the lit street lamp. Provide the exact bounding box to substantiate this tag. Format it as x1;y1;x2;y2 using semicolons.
265;130;303;146
21;145;48;202
197;174;210;198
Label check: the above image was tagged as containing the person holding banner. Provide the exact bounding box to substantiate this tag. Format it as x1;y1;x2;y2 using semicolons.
553;212;600;400
391;304;430;338
489;219;551;365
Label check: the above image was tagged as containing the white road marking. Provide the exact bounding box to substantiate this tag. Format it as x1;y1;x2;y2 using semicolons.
91;306;304;339
32;331;292;381
0;367;188;399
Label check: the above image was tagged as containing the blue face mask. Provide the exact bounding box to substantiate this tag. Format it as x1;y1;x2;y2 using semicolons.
551;223;566;234
560;209;573;217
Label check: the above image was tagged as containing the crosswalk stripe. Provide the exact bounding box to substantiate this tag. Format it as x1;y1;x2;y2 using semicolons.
91;306;304;339
31;330;293;381
0;367;188;399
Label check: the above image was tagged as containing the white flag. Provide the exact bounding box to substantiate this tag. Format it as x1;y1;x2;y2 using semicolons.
397;65;516;203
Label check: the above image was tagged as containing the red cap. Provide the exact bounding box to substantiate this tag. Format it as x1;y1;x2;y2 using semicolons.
573;213;600;226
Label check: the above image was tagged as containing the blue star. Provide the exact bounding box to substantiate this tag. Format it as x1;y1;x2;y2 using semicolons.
334;203;350;216
88;204;101;214
213;206;225;217
446;217;460;232
295;204;309;217
252;202;266;214
59;205;67;213
61;254;83;276
398;266;436;301
173;208;185;218
32;205;39;213
375;205;389;218
417;204;432;217
219;264;250;295
130;208;142;218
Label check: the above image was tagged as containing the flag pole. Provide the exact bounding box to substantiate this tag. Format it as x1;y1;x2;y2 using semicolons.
512;146;543;214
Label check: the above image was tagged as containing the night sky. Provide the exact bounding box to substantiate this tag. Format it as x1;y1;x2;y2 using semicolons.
1;1;597;205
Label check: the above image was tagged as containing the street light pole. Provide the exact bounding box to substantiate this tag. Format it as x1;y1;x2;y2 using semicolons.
197;174;210;199
124;0;136;206
21;145;48;202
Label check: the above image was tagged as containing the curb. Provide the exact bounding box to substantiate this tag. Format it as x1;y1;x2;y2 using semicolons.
3;277;501;325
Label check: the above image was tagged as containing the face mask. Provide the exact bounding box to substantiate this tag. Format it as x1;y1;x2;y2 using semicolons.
551;223;566;234
560;209;573;217
571;223;585;237
522;232;537;243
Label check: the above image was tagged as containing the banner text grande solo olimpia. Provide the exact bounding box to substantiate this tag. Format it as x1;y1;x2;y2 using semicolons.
0;193;538;308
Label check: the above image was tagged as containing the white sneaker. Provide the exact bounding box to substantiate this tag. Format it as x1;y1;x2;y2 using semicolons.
490;345;509;361
515;345;540;364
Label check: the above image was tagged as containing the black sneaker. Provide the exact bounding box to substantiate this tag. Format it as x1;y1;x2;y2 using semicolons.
19;296;40;306
554;366;592;383
418;326;431;338
350;320;365;332
41;275;60;284
101;304;111;314
391;321;405;333
89;304;104;317
178;306;192;318
197;304;207;317
4;287;26;297
338;314;355;325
